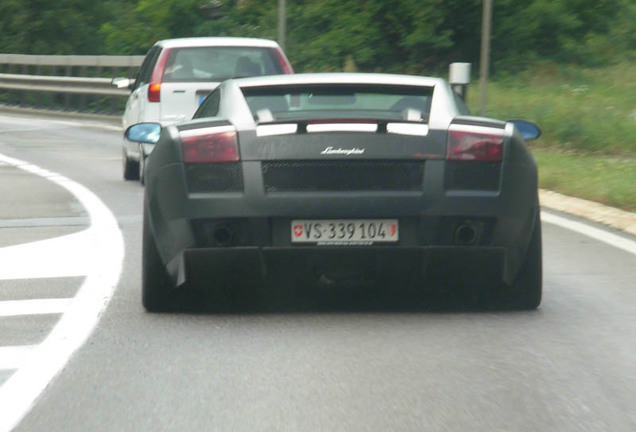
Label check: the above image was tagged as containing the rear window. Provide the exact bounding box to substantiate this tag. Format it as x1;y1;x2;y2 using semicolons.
162;46;284;83
241;84;433;122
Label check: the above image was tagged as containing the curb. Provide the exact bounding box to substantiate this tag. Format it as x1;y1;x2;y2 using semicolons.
540;189;636;236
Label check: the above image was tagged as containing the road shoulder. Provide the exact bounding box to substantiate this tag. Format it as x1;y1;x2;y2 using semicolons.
540;189;636;236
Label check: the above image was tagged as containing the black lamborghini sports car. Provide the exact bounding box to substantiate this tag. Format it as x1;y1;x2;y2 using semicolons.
126;73;542;312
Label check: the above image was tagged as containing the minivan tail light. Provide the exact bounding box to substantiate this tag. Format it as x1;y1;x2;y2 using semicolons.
446;125;505;162
181;126;239;163
148;83;161;103
274;48;293;74
147;48;171;103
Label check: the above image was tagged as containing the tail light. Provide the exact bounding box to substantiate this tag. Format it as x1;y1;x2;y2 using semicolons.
147;48;171;103
273;48;293;74
181;126;239;163
447;125;505;162
148;83;161;103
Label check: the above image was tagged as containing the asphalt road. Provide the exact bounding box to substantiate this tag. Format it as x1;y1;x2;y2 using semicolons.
1;112;635;431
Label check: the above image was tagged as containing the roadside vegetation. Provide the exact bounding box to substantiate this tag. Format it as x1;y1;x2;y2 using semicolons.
1;0;635;210
467;61;636;211
534;150;636;212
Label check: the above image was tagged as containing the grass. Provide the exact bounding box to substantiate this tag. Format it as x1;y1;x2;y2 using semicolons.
466;61;636;212
533;149;636;212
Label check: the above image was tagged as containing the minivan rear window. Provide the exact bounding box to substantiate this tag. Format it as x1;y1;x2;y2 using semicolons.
162;47;284;83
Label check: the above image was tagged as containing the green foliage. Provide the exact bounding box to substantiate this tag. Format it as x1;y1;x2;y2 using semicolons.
0;0;109;54
101;0;204;54
286;0;390;72
490;0;631;69
1;0;634;75
534;149;636;212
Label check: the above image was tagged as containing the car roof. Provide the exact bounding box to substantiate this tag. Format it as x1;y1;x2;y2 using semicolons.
229;73;445;89
154;37;282;49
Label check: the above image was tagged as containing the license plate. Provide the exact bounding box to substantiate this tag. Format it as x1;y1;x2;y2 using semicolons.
291;219;398;245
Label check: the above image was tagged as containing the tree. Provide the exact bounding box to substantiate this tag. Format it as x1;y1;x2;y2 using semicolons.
0;0;108;54
1;0;634;74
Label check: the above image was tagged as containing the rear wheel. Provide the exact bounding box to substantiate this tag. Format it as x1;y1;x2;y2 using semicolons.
122;147;139;180
142;209;173;312
504;212;542;310
139;150;146;186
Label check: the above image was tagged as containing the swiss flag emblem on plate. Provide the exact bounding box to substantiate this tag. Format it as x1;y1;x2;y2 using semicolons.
293;225;304;237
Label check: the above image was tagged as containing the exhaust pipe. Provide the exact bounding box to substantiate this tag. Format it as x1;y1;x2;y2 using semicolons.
213;223;234;246
454;224;477;245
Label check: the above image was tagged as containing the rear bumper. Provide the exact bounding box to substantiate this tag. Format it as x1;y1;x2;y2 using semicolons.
146;156;539;289
169;245;506;290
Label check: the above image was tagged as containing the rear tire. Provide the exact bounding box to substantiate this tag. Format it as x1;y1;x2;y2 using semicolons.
139;151;146;186
123;148;140;181
142;208;173;312
505;212;542;310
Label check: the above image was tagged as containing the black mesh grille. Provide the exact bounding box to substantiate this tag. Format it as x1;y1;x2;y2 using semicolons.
444;161;501;191
262;161;425;192
186;163;243;193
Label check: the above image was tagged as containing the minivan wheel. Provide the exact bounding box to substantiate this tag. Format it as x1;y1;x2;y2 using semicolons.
123;148;140;180
139;154;146;186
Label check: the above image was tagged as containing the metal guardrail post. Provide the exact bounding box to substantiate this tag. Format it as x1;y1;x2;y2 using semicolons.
20;64;27;107
64;65;71;111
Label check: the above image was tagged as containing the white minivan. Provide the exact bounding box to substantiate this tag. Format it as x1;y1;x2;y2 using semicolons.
115;37;293;183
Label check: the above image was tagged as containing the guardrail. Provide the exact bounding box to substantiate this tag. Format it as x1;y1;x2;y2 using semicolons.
0;54;144;116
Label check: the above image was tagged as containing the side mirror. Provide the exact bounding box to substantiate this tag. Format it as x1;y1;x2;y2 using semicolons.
509;119;541;141
112;77;134;90
125;123;162;144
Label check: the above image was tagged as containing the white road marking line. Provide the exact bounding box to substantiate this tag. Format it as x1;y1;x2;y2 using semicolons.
0;153;124;432
0;299;72;317
0;347;36;371
0;231;94;280
0;217;89;228
542;211;636;256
